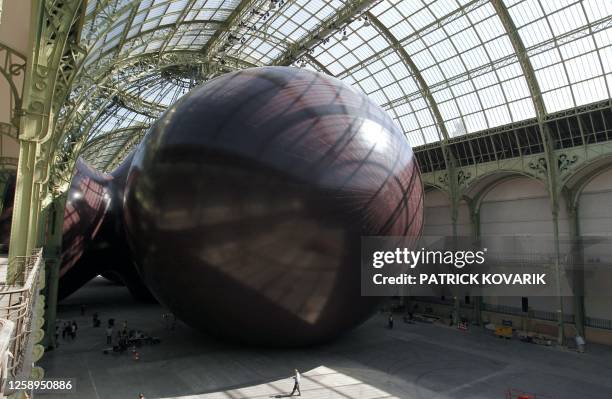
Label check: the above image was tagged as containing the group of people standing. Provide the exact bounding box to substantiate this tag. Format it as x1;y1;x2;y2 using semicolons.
59;320;78;340
106;319;130;347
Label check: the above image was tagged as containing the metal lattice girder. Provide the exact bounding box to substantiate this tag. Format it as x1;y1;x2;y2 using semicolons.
19;0;85;142
53;41;88;115
345;5;612;116
56;49;255;141
8;0;86;266
105;129;146;171
113;2;141;54
81;125;147;169
53;47;261;179
49;93;119;192
57;52;199;135
67;50;252;107
273;0;381;66
158;0;201;57
304;54;333;76
41;0;612;202
49;48;238;189
83;124;149;150
112;89;166;117
54;0;612;169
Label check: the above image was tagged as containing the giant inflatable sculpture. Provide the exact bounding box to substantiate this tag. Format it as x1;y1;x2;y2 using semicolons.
1;67;424;346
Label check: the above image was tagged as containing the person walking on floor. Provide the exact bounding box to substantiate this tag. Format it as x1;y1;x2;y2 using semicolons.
106;325;113;345
290;369;301;396
71;321;78;339
388;313;394;329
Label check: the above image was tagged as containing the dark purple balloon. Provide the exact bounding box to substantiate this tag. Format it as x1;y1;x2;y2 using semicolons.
0;157;153;301
123;67;423;346
58;155;155;301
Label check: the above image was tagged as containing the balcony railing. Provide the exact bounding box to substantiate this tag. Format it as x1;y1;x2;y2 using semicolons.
0;319;14;394
0;248;44;394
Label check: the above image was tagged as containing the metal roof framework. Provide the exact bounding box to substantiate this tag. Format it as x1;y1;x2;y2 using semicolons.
63;0;612;172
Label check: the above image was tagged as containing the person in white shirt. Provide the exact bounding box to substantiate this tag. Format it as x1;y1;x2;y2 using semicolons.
290;369;301;396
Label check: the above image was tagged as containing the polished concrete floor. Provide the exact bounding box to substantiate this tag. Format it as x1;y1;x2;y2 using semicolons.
40;278;612;399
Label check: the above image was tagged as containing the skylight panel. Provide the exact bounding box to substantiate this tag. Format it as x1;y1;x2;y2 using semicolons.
421;65;446;85
506;0;544;26
414;108;435;126
167;0;188;14
479;84;506;107
378;7;404;28
439;56;467;80
485;105;511;126
540;0;578;14
573;77;609;105
583;0;612;22
422;125;442;143
358;75;381;94
502;76;531;101
472;70;499;90
450;28;481;54
410;7;436;32
438;99;461;120
430;0;460;19
412;49;436;70
484;36;514;61
464;111;488;132
566;52;602;83
508;98;536;121
474;16;505;43
429;39;458;63
161;14;179;26
548;3;587;36
457;92;482;115
450;79;474;97
543;87;574;112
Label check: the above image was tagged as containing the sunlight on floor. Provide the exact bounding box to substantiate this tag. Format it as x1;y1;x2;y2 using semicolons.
167;365;401;399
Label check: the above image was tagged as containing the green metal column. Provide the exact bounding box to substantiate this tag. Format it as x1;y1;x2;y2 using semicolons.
27;176;43;253
450;192;460;326
7;139;37;282
568;201;585;339
551;206;565;345
491;0;565;346
470;202;483;325
42;194;66;350
7;0;45;275
549;208;565;345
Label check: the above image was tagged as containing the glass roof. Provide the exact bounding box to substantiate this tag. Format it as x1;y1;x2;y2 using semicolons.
77;0;612;165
